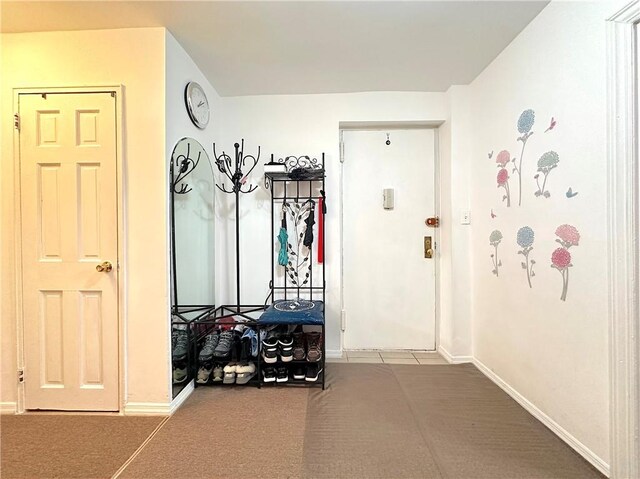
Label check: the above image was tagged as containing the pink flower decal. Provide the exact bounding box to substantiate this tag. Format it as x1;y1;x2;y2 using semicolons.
497;168;509;186
496;150;510;167
551;224;580;301
551;247;571;269
555;224;580;247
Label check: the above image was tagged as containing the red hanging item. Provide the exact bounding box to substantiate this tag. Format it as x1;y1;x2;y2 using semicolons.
317;197;324;263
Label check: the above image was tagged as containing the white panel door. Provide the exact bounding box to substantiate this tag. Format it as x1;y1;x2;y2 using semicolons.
20;92;119;411
343;129;436;350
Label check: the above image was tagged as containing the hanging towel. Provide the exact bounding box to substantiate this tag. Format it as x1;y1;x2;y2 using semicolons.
317;197;324;263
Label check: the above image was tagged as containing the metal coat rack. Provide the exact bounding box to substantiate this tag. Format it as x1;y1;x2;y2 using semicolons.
212;139;260;310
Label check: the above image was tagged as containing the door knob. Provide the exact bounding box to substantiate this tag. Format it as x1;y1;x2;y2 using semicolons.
96;261;113;273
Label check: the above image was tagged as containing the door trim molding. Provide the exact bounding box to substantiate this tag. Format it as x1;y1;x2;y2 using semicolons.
12;86;126;413
606;3;640;477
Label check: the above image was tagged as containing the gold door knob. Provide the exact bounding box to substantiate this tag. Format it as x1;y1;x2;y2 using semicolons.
96;261;113;273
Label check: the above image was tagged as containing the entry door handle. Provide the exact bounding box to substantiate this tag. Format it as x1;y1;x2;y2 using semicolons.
96;261;113;273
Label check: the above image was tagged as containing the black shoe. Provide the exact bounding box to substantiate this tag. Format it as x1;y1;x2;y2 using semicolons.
280;346;293;362
292;366;305;380
262;366;276;383
305;364;323;382
278;334;293;349
276;366;289;383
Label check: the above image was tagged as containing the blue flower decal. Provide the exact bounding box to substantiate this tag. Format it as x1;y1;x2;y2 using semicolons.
517;109;535;134
516;226;535;248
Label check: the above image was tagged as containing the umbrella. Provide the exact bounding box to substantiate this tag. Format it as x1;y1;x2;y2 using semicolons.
278;209;288;266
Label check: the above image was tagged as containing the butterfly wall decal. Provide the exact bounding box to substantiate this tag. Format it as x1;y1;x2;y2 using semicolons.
566;187;578;198
488;151;494;159
491;209;496;218
544;117;557;133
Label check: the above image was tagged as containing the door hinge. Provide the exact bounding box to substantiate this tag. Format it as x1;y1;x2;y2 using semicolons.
341;310;346;331
17;369;24;383
339;131;345;163
13;114;20;131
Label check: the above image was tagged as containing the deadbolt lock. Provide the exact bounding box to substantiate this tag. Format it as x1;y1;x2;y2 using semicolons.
96;261;113;273
424;236;433;259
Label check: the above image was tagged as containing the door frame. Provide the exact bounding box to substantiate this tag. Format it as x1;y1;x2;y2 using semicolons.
339;122;443;352
12;86;126;413
607;2;640;477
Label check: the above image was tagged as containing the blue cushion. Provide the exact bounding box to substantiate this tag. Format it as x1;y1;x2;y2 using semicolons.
258;300;325;325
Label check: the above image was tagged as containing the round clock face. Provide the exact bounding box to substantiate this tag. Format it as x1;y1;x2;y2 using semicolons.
184;82;210;129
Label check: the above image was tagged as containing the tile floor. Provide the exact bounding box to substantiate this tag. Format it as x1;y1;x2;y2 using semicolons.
327;350;448;365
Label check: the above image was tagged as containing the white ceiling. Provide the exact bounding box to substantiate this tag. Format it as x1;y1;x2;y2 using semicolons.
1;1;548;97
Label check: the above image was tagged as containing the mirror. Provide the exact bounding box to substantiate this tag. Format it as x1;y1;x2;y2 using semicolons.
169;137;215;397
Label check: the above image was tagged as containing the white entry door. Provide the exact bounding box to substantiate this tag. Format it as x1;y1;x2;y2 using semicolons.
342;129;436;350
20;92;119;411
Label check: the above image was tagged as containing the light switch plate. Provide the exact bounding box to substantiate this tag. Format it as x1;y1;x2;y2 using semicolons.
461;210;471;225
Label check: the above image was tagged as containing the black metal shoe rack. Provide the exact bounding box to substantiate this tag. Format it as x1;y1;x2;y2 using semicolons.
261;154;327;390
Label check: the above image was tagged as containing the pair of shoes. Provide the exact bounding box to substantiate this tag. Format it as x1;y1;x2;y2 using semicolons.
197;362;225;384
222;362;257;384
172;329;189;362
262;366;289;383
262;334;293;363
263;364;323;383
293;363;323;382
291;330;323;362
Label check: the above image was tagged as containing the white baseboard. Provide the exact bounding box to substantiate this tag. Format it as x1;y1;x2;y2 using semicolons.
169;380;194;414
326;349;344;359
0;402;17;414
124;380;194;416
472;358;610;477
438;346;473;364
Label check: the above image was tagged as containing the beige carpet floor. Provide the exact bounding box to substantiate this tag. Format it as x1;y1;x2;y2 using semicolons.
0;415;163;479
0;364;605;479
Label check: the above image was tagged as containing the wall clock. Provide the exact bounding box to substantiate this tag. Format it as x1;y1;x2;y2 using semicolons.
184;81;210;129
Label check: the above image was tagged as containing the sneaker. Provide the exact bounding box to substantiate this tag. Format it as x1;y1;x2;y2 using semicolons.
198;333;219;362
242;328;259;357
292;366;305;380
172;329;188;361
262;366;276;383
196;364;212;384
212;363;224;382
305;364;323;382
292;331;306;360
306;332;322;362
276;366;289;383
213;330;234;359
236;362;256;385
280;347;293;362
262;348;278;364
173;366;187;384
278;334;293;349
223;363;237;384
262;331;279;349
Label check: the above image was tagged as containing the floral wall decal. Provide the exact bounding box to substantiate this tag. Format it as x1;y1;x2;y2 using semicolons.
551;224;580;301
516;226;536;288
489;230;503;276
511;109;535;207
497;168;511;206
534;150;560;198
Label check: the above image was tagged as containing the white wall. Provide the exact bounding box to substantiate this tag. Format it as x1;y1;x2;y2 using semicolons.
216;92;472;354
1;28;170;407
165;31;222;311
466;1;611;466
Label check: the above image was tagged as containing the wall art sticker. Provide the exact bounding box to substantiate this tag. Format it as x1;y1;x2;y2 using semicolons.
566;187;578;198
544;117;557;133
516;226;536;288
496;150;512;207
488;150;494;159
534;151;560;198
489;230;503;277
551;224;580;301
511;109;535;207
491;209;496;219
